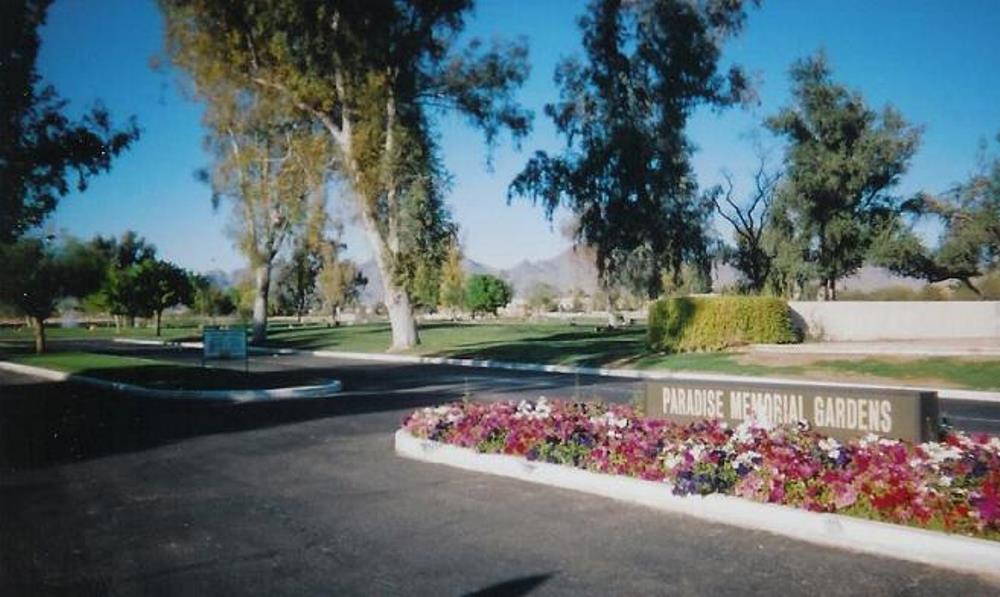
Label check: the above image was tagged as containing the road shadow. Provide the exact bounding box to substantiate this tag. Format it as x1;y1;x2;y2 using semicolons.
0;376;445;471
463;573;554;597
0;357;627;470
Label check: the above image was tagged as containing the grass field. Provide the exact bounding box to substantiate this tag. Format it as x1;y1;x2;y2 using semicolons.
3;321;998;391
0;324;199;342
6;351;330;390
263;322;1000;391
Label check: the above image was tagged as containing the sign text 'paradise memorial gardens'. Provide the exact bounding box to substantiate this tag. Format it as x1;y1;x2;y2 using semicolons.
644;379;940;442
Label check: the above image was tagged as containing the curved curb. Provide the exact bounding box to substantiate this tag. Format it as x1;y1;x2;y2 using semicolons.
111;337;1000;404
0;360;342;403
303;349;1000;404
395;430;1000;581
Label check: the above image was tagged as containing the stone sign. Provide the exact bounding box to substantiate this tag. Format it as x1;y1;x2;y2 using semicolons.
644;379;939;442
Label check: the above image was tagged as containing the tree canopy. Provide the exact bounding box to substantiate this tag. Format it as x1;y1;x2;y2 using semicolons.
0;236;106;352
873;134;1000;294
159;0;531;350
465;274;512;317
509;0;757;299
1;0;140;241
136;259;193;336
765;53;921;299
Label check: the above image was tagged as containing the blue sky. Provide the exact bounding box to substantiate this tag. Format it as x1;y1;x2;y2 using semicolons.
38;0;1000;273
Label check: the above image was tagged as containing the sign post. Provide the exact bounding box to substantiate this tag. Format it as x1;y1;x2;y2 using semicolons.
202;325;249;373
644;379;940;442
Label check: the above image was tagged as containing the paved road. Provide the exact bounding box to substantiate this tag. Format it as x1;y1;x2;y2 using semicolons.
2;343;999;595
72;338;1000;436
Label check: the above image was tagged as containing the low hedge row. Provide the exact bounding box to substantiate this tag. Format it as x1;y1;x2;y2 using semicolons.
647;296;798;352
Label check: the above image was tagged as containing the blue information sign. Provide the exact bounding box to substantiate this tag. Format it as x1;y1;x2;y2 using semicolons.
202;325;248;365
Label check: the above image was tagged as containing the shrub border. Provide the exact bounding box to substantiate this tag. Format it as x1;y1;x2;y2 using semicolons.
395;429;1000;580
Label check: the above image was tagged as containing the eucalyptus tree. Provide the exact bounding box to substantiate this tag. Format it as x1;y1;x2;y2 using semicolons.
196;85;331;343
438;239;467;316
873;134;1000;295
1;0;139;241
160;0;530;350
317;240;367;326
766;53;921;300
509;0;756;310
277;238;323;321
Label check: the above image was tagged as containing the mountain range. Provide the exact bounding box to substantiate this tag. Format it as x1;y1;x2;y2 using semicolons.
358;247;601;304
357;249;925;304
209;249;926;305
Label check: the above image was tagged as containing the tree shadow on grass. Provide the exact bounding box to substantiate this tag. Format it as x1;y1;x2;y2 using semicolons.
434;327;649;368
263;324;392;350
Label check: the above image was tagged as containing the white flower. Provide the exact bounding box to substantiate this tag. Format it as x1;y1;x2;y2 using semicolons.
920;442;963;464
590;411;629;430
818;437;841;459
938;475;953;487
858;433;881;448
662;452;683;470
731;420;756;446
514;397;552;421
734;450;761;471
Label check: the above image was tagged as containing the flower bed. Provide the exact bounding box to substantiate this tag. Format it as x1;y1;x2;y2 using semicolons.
402;398;1000;540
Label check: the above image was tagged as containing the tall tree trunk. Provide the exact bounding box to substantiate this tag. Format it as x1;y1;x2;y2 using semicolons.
385;287;418;351
155;310;162;337
605;292;618;328
252;263;271;344
32;316;46;354
357;205;420;351
318;75;419;350
127;314;136;328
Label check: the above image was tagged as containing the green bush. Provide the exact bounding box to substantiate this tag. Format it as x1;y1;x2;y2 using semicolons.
647;296;798;352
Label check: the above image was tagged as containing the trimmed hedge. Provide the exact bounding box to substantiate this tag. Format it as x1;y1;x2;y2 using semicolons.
647;296;798;352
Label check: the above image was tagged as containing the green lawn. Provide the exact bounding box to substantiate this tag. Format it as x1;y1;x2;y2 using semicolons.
3;320;998;391
264;322;1000;391
8;351;331;390
0;324;199;342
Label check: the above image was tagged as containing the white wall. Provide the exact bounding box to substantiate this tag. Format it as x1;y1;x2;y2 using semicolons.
789;301;1000;341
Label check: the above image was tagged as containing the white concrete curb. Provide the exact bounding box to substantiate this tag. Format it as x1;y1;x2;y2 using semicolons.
395;430;1000;580
110;337;1000;404
0;360;342;403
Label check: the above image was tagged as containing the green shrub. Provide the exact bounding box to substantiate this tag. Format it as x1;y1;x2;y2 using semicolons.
647;296;798;352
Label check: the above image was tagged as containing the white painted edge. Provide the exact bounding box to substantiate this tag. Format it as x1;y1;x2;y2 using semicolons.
0;360;341;403
110;337;1000;404
395;429;1000;581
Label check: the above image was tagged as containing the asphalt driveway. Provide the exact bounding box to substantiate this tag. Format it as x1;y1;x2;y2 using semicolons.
2;363;999;595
